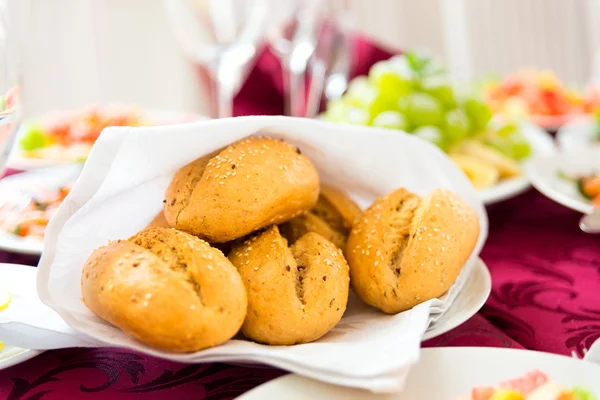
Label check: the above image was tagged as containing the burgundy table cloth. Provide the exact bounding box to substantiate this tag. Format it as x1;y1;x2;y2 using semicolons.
1;38;599;400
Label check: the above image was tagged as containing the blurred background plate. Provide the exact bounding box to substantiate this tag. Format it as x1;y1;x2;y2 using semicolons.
237;347;600;399
480;122;556;205
556;116;600;152
7;110;205;170
526;148;599;214
0;263;43;370
0;164;82;255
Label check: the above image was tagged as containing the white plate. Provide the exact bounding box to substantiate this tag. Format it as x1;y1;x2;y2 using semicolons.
423;258;490;341
526;148;600;214
230;259;490;369
238;347;600;399
556;116;600;152
0;263;43;370
0;164;82;255
479;122;557;205
7;109;204;170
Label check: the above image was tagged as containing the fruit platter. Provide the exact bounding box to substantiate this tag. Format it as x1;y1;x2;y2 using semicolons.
320;52;555;203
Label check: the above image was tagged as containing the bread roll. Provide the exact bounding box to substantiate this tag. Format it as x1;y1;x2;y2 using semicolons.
164;137;320;242
280;185;362;250
346;188;479;314
81;227;247;352
229;226;349;345
146;210;171;229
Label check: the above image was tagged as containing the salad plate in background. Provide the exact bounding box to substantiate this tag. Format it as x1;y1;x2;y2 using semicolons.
0;164;81;255
482;69;600;131
319;52;556;204
238;347;600;399
526;148;600;214
556;114;600;152
8;105;203;170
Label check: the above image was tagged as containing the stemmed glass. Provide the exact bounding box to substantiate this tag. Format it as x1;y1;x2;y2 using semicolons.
0;0;19;176
268;0;326;117
165;0;271;118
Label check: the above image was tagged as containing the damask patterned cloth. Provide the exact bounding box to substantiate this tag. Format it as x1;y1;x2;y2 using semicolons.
1;38;599;400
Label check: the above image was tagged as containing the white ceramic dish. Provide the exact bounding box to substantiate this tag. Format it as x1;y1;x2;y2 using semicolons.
0;263;43;370
479;122;556;205
7;110;203;170
237;347;600;399
0;164;82;255
229;258;490;370
526;148;599;214
423;258;490;341
556;116;600;152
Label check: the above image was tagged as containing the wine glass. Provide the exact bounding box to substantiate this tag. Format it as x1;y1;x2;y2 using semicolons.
0;0;19;176
165;0;271;118
268;0;326;117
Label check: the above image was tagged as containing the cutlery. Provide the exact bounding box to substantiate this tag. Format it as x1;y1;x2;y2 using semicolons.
579;206;600;233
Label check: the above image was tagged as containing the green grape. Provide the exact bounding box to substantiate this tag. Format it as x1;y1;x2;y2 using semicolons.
372;111;408;131
444;108;470;145
413;126;447;151
571;388;598;400
19;122;49;151
398;93;444;128
321;99;370;126
368;60;413;101
368;96;399;120
485;124;532;160
420;75;456;109
344;76;378;108
463;96;492;135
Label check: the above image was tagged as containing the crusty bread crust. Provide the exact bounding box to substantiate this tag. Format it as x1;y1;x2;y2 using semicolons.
280;185;362;250
164;137;320;243
346;188;479;314
81;227;247;352
229;226;349;345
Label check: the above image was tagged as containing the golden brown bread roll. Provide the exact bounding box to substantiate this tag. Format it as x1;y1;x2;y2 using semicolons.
229;226;349;345
346;188;479;314
81;227;247;352
146;210;171;229
164;137;320;243
280;185;362;250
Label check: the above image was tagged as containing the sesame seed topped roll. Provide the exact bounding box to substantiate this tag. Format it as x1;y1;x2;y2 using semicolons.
346;188;479;314
229;226;350;345
164;136;320;243
81;227;247;352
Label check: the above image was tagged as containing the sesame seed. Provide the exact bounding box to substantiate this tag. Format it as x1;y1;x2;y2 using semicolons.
145;293;152;299
427;247;432;252
376;250;381;256
253;267;259;271
374;261;379;266
441;247;445;252
190;305;197;310
219;181;225;185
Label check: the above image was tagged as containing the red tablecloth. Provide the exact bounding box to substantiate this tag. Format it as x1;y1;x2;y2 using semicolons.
1;38;599;400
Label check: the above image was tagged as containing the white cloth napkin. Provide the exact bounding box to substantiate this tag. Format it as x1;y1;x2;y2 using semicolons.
1;116;488;392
